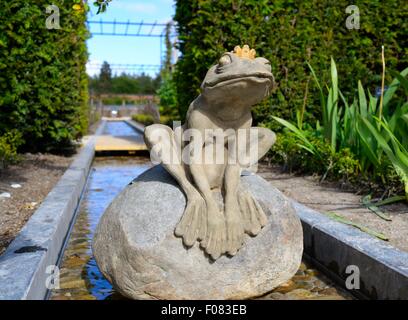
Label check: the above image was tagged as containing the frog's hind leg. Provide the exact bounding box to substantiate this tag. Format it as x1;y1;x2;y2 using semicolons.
144;124;207;246
238;189;267;236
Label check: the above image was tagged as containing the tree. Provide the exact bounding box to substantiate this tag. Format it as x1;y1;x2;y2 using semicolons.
161;22;174;77
157;21;179;119
89;72;161;95
93;0;112;14
98;61;112;94
158;74;178;119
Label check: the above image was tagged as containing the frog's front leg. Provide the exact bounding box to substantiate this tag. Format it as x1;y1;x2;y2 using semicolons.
183;126;228;260
189;160;227;260
144;124;207;246
224;163;245;256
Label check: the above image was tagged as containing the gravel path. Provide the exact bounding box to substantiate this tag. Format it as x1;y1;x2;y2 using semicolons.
0;153;73;255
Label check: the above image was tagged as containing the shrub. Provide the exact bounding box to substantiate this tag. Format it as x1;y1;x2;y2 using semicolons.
273;60;408;199
174;0;408;128
132;114;155;126
132;114;176;127
157;74;180;121
271;130;404;197
0;131;23;170
159;115;175;127
272;131;360;182
0;1;89;154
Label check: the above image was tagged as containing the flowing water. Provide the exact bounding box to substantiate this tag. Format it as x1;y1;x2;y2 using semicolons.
49;121;352;300
102;120;140;136
50;157;152;300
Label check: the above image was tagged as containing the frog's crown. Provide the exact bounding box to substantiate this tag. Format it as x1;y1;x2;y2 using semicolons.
233;45;256;60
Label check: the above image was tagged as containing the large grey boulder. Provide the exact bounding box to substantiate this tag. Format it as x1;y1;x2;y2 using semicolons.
92;165;303;300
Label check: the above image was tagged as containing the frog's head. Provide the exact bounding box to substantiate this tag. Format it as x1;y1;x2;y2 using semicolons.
200;45;274;107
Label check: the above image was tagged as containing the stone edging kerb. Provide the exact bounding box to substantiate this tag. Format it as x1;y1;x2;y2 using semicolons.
0;121;106;300
294;201;408;300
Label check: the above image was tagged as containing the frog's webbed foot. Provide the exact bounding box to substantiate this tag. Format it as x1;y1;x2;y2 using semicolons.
175;194;207;247
238;190;267;236
200;208;227;260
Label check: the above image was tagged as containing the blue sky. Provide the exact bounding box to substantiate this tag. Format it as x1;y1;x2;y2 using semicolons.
86;0;176;77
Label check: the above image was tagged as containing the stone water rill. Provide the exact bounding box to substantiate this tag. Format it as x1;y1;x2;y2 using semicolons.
93;45;303;299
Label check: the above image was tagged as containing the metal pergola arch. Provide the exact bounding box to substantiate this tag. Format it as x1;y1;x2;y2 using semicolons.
87;19;178;75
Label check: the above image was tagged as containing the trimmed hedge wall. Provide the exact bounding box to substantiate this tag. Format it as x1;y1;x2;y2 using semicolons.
174;0;408;128
0;1;89;153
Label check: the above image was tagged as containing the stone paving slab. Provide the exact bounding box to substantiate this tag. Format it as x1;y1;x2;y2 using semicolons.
95;119;146;152
95;135;146;151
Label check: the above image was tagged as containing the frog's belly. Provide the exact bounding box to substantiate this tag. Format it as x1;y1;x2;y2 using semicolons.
203;163;226;190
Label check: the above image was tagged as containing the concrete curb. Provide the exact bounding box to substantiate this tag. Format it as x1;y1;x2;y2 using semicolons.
0;121;106;300
293;201;408;299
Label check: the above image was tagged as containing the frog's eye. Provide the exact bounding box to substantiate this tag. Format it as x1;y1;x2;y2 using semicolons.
218;54;232;67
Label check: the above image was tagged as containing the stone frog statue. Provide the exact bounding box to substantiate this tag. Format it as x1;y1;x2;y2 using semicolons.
144;45;276;260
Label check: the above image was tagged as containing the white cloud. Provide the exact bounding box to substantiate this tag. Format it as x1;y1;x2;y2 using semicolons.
86;59;103;77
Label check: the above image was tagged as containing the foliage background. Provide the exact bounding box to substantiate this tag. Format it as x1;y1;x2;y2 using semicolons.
0;0;89;154
88;68;161;96
174;0;408;128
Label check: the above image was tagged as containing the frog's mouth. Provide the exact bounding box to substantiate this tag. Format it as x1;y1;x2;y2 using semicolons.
204;73;274;89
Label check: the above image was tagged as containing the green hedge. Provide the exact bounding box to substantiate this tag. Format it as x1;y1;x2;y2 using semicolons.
174;0;408;128
0;1;89;154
